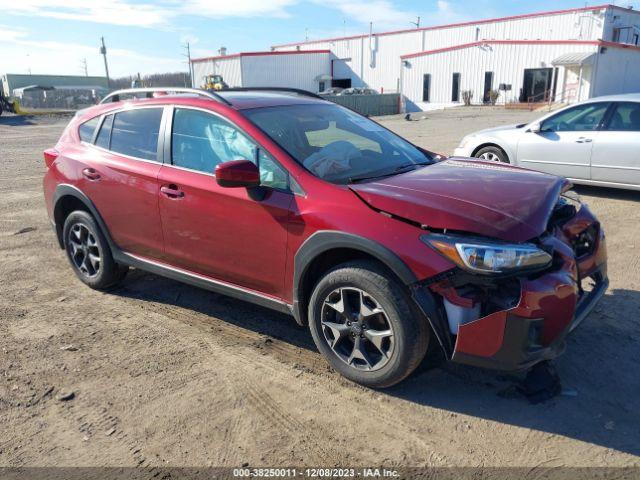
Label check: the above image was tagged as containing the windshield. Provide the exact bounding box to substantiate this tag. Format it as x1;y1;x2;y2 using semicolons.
244;104;433;184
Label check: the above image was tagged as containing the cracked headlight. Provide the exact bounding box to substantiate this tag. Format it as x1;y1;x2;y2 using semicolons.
421;234;552;275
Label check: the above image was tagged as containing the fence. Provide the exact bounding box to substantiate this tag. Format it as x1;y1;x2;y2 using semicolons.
16;89;105;111
323;93;400;117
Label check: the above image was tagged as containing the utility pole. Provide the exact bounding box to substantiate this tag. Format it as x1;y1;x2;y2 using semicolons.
81;58;88;77
410;16;421;28
182;42;193;87
100;37;111;88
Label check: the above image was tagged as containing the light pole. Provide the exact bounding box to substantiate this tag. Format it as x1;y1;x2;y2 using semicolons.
100;37;111;88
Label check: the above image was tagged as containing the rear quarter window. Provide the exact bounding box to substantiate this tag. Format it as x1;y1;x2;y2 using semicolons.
78;117;100;143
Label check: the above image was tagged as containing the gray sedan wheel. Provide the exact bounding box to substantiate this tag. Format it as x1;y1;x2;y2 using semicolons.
475;146;508;163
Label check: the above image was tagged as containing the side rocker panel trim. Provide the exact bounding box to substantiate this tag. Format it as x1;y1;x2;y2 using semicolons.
115;252;293;315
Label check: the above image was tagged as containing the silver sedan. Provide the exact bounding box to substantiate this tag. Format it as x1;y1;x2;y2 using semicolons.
454;93;640;191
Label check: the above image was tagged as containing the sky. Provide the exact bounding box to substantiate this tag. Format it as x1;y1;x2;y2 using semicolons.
1;0;640;79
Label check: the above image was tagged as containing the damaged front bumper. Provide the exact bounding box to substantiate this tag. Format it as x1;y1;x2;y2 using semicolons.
415;203;608;372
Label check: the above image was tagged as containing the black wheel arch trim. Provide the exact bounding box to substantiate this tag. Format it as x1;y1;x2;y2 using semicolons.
293;231;417;325
52;184;118;251
293;230;452;357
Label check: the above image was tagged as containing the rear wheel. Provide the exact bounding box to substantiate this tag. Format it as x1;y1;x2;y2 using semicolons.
308;261;429;388
475;145;508;163
63;210;128;290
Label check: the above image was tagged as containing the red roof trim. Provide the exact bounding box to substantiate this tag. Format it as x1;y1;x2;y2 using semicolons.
400;39;640;59
192;49;331;63
599;40;640;52
271;4;620;49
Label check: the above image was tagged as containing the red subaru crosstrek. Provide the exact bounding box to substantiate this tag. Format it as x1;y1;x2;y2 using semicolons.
43;88;608;388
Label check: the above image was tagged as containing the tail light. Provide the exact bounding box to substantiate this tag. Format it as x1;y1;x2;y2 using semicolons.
43;148;59;168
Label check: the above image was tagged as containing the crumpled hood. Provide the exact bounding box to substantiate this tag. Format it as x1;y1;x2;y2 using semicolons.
350;158;569;242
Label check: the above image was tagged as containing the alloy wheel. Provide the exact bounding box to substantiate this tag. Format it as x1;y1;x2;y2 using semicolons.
320;287;395;371
67;223;101;278
479;152;501;162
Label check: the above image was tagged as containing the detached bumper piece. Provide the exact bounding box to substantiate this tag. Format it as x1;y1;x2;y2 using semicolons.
445;204;608;372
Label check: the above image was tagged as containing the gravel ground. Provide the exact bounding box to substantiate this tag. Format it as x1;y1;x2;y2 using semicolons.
0;108;639;473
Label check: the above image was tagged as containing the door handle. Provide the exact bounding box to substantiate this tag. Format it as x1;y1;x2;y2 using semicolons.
160;184;185;199
576;138;593;143
82;168;101;181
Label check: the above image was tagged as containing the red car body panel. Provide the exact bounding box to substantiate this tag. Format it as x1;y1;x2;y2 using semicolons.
43;92;609;373
156;164;293;297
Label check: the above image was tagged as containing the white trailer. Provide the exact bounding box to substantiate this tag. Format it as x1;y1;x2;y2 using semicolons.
191;50;332;93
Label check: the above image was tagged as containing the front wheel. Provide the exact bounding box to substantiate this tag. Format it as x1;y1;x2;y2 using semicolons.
308;261;430;388
475;146;508;163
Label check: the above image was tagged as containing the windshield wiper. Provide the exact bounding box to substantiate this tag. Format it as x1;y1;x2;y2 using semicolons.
349;162;431;184
349;172;397;184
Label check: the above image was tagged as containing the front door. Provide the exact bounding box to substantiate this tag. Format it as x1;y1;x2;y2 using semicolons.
157;107;294;298
517;102;610;179
591;102;640;186
521;68;552;103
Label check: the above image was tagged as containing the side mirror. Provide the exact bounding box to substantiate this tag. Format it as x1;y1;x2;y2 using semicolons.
215;160;260;188
528;122;542;133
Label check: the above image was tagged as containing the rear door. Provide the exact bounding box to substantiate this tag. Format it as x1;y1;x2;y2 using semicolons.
80;106;166;258
157;106;294;298
516;102;609;179
590;102;640;187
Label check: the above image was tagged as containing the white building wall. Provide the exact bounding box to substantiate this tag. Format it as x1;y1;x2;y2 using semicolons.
240;53;331;92
401;42;600;111
272;7;611;93
592;47;640;96
192;56;242;88
602;7;640;43
421;9;605;48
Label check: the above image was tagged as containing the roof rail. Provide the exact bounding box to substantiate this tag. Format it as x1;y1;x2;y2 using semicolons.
99;87;232;106
223;87;324;100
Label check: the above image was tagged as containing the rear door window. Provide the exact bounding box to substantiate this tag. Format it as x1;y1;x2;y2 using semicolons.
79;117;100;143
110;108;163;161
605;102;640;132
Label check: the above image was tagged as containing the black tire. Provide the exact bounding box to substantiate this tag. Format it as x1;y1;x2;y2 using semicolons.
475;145;508;163
308;260;430;388
62;210;128;290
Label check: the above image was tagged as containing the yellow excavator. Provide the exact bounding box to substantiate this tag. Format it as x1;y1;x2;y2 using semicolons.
202;74;228;91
